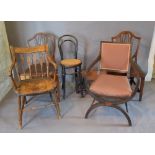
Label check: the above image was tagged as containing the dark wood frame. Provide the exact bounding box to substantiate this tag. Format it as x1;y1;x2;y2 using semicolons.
112;31;141;63
84;41;141;126
9;45;61;129
112;31;145;101
58;34;83;99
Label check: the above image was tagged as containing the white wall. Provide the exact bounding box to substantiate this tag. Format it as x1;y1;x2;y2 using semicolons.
5;21;155;72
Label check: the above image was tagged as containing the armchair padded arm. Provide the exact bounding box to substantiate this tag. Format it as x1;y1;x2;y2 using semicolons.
87;54;101;71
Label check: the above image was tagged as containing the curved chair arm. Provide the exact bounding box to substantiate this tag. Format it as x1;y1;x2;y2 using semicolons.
47;55;58;81
8;56;18;89
87;53;101;71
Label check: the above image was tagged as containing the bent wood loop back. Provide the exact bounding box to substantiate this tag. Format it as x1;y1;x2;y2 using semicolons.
112;31;141;63
58;34;78;60
10;45;56;83
27;32;56;61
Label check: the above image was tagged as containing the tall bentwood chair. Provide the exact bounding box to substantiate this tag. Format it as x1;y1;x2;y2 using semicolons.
112;31;145;101
85;42;140;126
9;45;61;129
58;35;83;99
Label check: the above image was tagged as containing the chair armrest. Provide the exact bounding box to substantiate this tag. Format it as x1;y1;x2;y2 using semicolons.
87;54;101;71
47;55;57;70
47;55;58;81
9;60;18;89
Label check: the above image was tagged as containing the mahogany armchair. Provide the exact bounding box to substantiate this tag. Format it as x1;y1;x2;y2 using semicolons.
112;31;145;101
9;45;61;129
85;42;140;126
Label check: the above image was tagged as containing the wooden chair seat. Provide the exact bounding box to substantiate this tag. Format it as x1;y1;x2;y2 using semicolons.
15;78;57;96
60;59;81;67
90;72;132;98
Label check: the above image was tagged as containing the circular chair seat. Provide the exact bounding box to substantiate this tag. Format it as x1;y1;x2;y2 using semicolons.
61;59;81;67
15;78;57;96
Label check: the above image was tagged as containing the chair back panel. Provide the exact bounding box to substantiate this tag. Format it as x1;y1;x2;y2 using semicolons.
27;32;56;60
100;42;130;73
58;35;78;60
10;45;55;81
112;31;141;63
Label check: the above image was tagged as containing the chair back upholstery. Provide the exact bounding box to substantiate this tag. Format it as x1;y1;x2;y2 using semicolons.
58;34;78;60
100;42;130;73
112;31;141;63
27;32;56;61
10;45;56;81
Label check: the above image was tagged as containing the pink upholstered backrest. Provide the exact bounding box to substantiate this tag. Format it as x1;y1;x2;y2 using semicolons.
100;42;130;73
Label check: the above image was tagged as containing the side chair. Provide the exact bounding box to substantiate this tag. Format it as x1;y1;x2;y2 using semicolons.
112;31;145;101
58;34;83;99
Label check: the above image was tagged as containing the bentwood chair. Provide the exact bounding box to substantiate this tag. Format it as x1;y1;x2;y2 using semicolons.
112;31;145;101
27;32;56;62
58;35;83;99
9;45;61;129
85;42;140;126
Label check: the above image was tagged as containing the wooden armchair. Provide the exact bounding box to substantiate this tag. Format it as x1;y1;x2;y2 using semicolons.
112;31;145;101
9;45;61;129
84;42;140;126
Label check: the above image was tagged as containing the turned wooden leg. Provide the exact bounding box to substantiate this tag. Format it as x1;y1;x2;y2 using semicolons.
55;75;60;102
50;91;61;119
18;96;22;129
139;77;145;101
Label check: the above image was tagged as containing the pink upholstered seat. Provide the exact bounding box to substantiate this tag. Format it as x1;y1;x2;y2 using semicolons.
90;74;132;97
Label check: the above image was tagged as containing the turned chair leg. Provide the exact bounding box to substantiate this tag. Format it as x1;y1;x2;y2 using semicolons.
50;92;61;119
18;96;26;129
18;96;22;129
139;77;144;101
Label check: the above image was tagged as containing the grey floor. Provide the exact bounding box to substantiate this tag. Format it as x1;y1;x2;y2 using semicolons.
0;80;155;133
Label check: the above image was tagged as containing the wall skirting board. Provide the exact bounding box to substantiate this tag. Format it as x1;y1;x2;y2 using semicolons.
145;25;155;81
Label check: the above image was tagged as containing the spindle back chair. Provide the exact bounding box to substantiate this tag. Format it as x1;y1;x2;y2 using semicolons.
9;44;61;129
